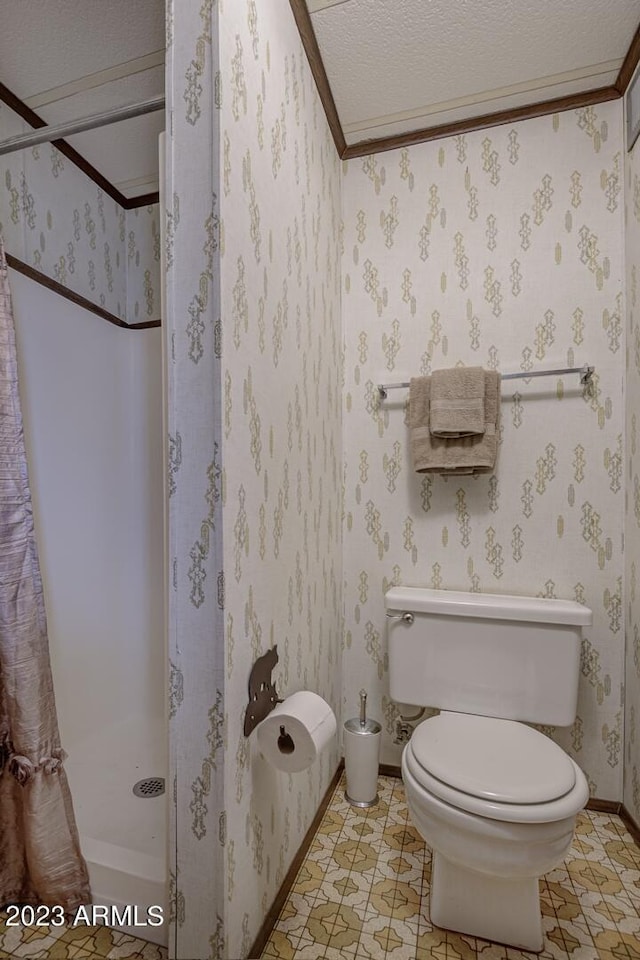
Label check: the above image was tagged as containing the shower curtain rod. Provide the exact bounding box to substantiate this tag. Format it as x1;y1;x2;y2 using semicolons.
0;95;165;156
377;364;595;399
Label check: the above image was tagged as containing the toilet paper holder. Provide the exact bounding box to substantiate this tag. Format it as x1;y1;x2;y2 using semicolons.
243;645;284;737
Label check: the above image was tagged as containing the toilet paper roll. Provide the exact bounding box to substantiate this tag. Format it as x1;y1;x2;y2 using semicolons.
256;691;337;773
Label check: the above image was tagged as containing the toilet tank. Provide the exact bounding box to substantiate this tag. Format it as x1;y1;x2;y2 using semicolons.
385;587;592;726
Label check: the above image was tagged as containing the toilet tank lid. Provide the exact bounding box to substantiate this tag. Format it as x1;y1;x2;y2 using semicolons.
385;587;592;626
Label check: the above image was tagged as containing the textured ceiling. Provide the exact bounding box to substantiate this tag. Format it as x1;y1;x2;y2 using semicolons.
306;0;640;147
1;1;638;197
0;0;164;200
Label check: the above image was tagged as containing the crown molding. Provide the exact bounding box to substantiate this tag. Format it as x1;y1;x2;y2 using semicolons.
288;0;346;156
6;253;161;330
616;20;640;92
290;1;640;159
342;85;620;159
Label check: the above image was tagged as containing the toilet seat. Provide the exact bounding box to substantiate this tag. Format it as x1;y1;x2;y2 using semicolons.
405;713;589;823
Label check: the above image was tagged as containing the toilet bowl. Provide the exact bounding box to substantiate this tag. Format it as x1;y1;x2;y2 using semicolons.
401;712;590;951
385;586;593;952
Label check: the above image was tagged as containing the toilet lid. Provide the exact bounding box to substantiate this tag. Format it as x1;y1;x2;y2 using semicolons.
410;713;576;804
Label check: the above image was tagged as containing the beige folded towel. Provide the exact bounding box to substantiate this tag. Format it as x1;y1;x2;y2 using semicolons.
409;371;501;475
430;366;485;437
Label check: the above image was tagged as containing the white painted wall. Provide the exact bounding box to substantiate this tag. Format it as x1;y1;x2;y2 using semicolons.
9;270;164;748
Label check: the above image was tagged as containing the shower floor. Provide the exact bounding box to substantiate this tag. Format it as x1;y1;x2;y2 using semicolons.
64;712;167;860
63;713;167;945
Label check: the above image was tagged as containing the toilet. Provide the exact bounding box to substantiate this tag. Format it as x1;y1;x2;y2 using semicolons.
385;586;592;952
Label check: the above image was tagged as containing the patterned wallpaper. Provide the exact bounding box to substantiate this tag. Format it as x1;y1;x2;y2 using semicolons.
171;8;635;946
624;123;640;828
164;0;226;957
126;204;161;324
341;103;625;802
0;102;160;325
7;10;637;960
220;0;343;956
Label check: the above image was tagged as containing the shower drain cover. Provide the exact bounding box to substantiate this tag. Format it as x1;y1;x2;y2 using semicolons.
133;777;165;798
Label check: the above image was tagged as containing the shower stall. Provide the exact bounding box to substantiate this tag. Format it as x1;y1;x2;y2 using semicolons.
10;270;167;945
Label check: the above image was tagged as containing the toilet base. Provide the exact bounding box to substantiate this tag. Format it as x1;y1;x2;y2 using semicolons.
430;852;543;952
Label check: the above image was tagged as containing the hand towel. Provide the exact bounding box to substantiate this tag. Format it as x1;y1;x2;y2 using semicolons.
409;371;501;475
430;366;485;437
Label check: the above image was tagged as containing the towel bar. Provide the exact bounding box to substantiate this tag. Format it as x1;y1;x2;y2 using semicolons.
377;364;595;400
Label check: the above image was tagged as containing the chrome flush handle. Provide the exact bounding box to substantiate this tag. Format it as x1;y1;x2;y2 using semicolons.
385;611;414;624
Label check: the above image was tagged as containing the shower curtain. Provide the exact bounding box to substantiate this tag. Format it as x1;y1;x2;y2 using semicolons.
0;239;90;911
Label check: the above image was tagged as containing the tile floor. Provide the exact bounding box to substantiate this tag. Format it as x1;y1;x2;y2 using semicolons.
260;773;640;960
0;913;166;959
1;773;639;959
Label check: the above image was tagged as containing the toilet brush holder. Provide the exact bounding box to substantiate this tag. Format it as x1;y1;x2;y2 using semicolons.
344;692;381;807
